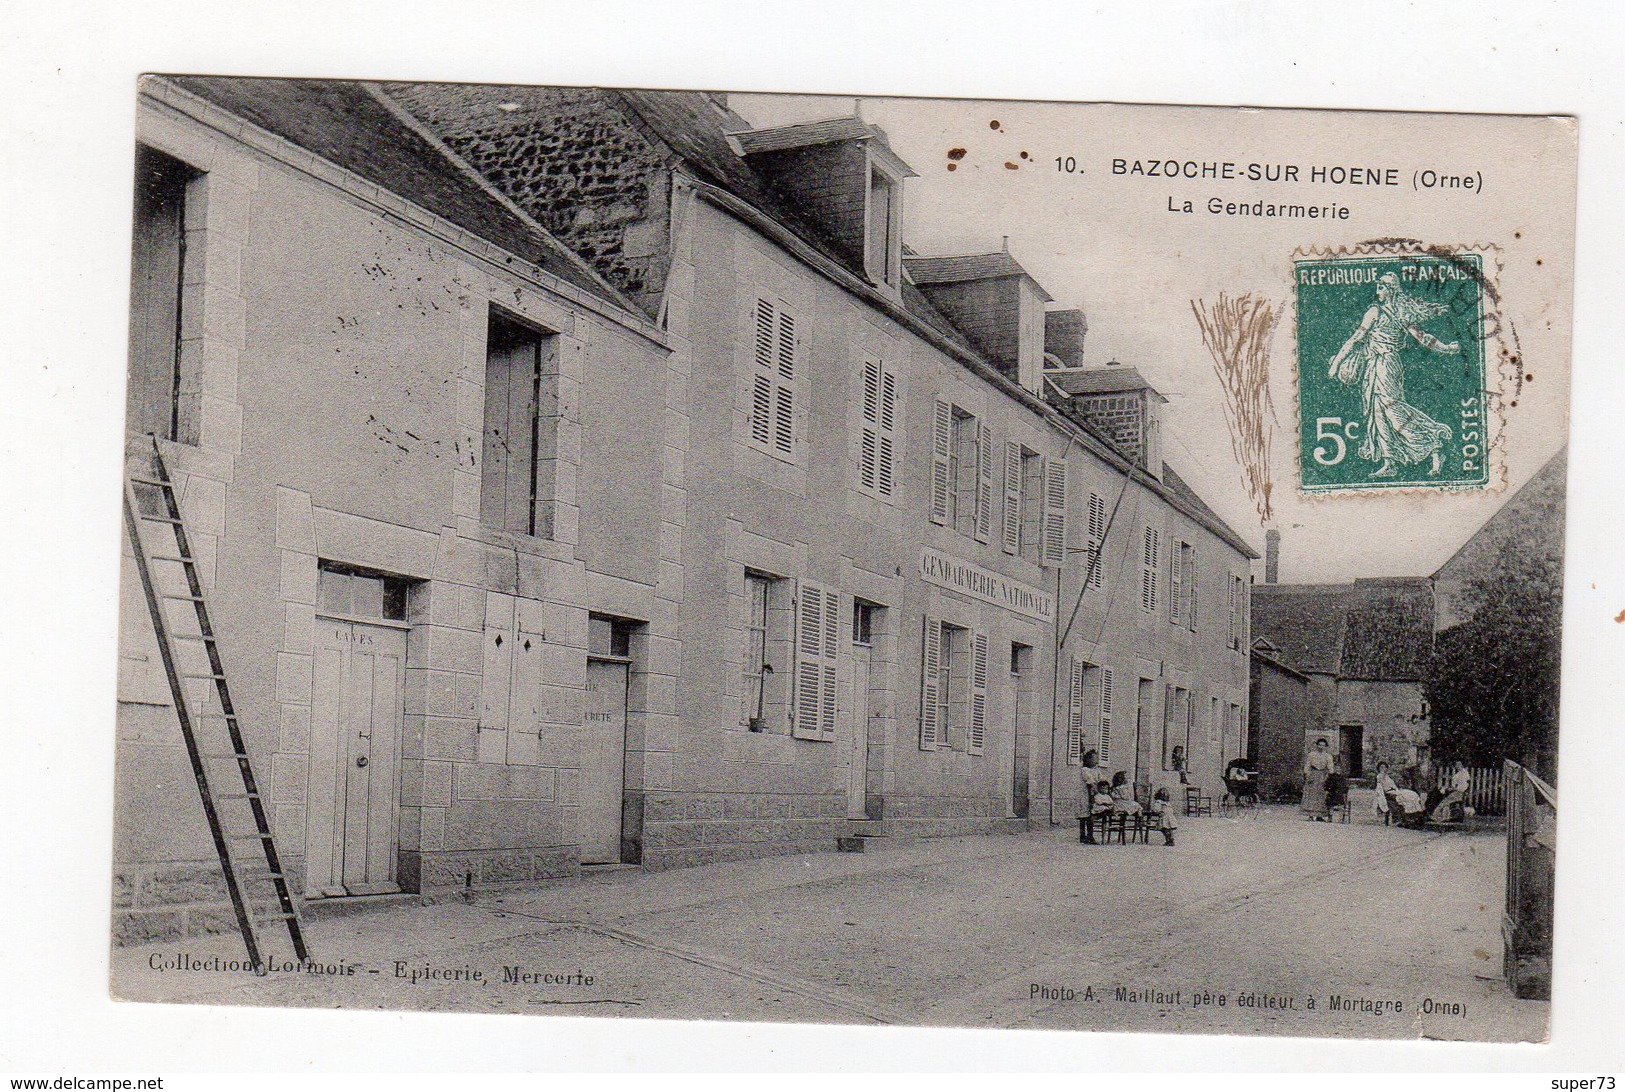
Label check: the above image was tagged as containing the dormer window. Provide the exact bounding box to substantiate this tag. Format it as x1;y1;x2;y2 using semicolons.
866;166;901;287
733;116;916;289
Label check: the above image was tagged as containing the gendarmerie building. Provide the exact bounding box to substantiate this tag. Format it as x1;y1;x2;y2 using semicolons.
116;77;1256;941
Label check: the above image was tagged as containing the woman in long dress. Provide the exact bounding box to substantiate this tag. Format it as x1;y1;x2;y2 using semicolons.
1327;272;1459;479
1302;737;1335;821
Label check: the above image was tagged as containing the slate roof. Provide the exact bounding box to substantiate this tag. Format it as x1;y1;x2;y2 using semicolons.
904;253;1055;299
733;116;876;154
1161;466;1252;556
1047;365;1164;399
1249;585;1351;675
1250;577;1435;680
166;77;627;306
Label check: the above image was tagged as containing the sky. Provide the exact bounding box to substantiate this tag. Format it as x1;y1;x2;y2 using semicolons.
731;93;1575;584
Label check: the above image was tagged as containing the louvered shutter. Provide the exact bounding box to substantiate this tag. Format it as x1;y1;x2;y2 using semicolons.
1041;457;1068;567
1067;658;1085;765
1188;546;1198;630
973;423;994;543
1227;576;1237;647
1001;441;1023;554
859;359;880;492
1098;668;1114;764
773;308;796;455
929;400;953;525
750;300;775;447
1141;526;1161;612
794;582;839;740
968;631;989;756
824;588;840;739
1240;576;1250;647
1169;541;1185;625
1086;492;1107;588
919;616;942;750
877;367;897;497
751;298;797;457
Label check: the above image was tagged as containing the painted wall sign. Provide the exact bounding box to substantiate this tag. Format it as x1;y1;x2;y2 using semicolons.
919;547;1054;622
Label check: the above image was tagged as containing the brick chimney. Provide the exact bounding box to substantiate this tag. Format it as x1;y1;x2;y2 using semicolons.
1045;362;1166;477
1265;529;1281;584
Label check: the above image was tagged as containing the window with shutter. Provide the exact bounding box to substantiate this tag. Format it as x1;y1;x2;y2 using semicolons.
793;581;840;740
1042;457;1068;567
919;616;943;750
929;400;953;525
858;358;899;499
1098;667;1114;764
1067;658;1085;764
1141;526;1161;612
1001;441;1023;554
974;423;995;544
749;298;798;458
968;631;989;756
1086;492;1107;588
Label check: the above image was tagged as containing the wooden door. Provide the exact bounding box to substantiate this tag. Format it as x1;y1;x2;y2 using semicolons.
309;619;404;896
847;643;872;819
581;658;628;864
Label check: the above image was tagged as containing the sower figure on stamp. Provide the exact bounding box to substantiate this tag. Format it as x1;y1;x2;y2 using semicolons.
1327;272;1458;479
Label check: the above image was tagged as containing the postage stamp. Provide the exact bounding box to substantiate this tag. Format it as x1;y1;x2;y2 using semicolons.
1294;247;1496;494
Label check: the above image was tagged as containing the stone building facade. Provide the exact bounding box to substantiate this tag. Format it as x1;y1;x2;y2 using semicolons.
1249;550;1435;799
116;78;1255;939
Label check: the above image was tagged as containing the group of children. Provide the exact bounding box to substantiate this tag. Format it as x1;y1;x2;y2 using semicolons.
1080;768;1179;847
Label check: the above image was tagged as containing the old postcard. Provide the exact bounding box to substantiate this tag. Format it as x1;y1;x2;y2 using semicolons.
110;76;1574;1043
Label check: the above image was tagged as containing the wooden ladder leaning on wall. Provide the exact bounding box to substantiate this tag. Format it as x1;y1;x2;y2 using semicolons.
122;435;308;969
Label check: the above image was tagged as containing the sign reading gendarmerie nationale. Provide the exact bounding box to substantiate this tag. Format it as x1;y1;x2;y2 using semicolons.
919;547;1055;622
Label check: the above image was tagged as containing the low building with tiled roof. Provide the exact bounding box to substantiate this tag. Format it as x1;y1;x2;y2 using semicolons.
1248;542;1435;800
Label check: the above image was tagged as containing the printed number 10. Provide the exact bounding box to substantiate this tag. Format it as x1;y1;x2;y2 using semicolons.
1313;417;1361;466
1055;157;1079;173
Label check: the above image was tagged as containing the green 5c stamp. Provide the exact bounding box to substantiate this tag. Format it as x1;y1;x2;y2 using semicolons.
1295;247;1493;493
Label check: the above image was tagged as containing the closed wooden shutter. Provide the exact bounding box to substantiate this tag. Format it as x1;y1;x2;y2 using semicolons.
878;366;897;496
1188;546;1198;630
1001;441;1023;554
1169;540;1185;625
751;298;797;457
929;400;953;525
1098;668;1114;765
859;358;898;498
1067;657;1085;764
1141;525;1161;612
794;582;840;740
974;423;994;544
919;615;942;750
859;359;880;492
1086;491;1107;588
1041;457;1068;567
969;631;989;756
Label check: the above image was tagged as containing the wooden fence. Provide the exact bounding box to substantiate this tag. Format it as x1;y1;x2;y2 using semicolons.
1435;766;1507;815
1502;760;1555;999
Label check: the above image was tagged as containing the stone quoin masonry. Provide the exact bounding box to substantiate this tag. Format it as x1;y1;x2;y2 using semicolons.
116;77;1256;942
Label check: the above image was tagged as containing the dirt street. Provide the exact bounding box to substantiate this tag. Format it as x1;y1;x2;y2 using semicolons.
110;805;1546;1041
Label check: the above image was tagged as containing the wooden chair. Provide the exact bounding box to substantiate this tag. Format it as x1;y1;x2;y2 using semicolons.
1184;785;1214;817
1097;811;1128;844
